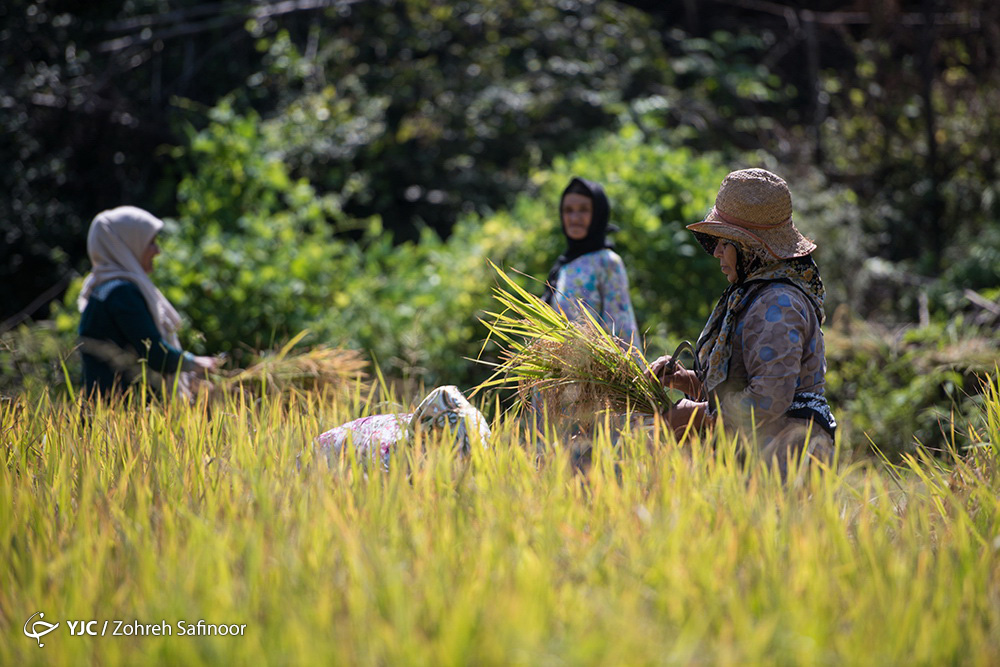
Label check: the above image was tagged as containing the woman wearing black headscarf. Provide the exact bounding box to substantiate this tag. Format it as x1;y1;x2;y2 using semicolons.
542;177;638;345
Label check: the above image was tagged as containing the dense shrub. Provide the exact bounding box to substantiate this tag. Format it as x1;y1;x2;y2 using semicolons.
824;314;995;457
300;122;733;386
0;321;77;395
158;101;370;363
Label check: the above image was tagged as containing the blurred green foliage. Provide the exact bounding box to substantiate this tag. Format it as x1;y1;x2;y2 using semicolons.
158;101;365;361
240;0;688;244
823;314;995;458
818;21;1000;309
5;0;1000;460
154;106;731;384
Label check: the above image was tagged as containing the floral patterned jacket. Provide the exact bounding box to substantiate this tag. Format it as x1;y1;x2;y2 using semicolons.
551;249;639;345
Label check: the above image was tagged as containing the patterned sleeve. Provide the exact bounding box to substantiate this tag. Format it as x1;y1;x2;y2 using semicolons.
552;257;598;327
599;251;639;345
719;286;808;429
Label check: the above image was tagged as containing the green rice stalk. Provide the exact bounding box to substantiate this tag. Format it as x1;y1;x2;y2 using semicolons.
475;262;675;418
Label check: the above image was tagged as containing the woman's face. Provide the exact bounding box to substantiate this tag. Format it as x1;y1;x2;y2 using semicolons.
561;193;593;240
140;237;161;274
713;239;739;283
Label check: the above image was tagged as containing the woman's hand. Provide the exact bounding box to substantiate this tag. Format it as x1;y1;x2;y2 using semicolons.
665;398;711;437
191;354;224;374
646;355;702;397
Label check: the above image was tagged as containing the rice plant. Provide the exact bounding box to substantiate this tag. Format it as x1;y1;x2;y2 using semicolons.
212;330;368;398
3;366;1000;664
475;262;677;420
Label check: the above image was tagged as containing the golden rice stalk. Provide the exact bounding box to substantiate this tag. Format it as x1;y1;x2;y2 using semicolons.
213;331;368;397
474;262;675;418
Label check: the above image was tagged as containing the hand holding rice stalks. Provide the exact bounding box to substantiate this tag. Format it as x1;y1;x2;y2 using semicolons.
475;263;675;419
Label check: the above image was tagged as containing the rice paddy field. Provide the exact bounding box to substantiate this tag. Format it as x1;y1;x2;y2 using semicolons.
3;379;1000;665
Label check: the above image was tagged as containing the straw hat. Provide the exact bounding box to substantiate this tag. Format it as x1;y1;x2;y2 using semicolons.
686;168;816;260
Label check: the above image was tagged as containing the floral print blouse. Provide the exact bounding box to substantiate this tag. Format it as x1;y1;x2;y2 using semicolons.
551;249;639;344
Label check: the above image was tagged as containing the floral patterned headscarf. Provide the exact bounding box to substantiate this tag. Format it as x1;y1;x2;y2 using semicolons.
410;385;492;452
694;256;825;396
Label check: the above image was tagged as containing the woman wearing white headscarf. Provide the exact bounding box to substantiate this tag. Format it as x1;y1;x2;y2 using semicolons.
77;206;219;397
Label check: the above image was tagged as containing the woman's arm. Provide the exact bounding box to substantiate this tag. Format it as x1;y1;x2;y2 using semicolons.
106;283;217;374
106;283;187;372
665;398;712;439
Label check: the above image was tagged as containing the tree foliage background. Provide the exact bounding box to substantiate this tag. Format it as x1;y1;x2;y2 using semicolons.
3;0;1000;455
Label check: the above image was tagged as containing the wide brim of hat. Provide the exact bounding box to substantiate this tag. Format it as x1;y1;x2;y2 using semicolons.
686;213;816;260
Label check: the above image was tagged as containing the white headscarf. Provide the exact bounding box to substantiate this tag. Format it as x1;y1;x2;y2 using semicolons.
77;206;183;349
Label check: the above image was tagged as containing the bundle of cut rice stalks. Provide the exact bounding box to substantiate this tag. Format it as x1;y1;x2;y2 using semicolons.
475;263;677;420
211;331;368;398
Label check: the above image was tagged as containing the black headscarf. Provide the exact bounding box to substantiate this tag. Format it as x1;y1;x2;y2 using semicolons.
541;177;615;304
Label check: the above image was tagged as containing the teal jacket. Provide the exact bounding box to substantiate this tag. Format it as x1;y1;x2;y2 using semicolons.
78;279;192;395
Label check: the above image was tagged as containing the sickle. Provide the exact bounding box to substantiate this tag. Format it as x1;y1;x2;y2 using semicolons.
661;339;706;401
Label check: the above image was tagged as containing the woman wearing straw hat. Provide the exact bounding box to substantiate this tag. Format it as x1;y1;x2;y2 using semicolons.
78;206;221;398
542;176;639;347
648;168;836;474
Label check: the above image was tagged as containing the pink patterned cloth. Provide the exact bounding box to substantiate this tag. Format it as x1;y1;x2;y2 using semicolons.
313;386;492;471
315;413;413;470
